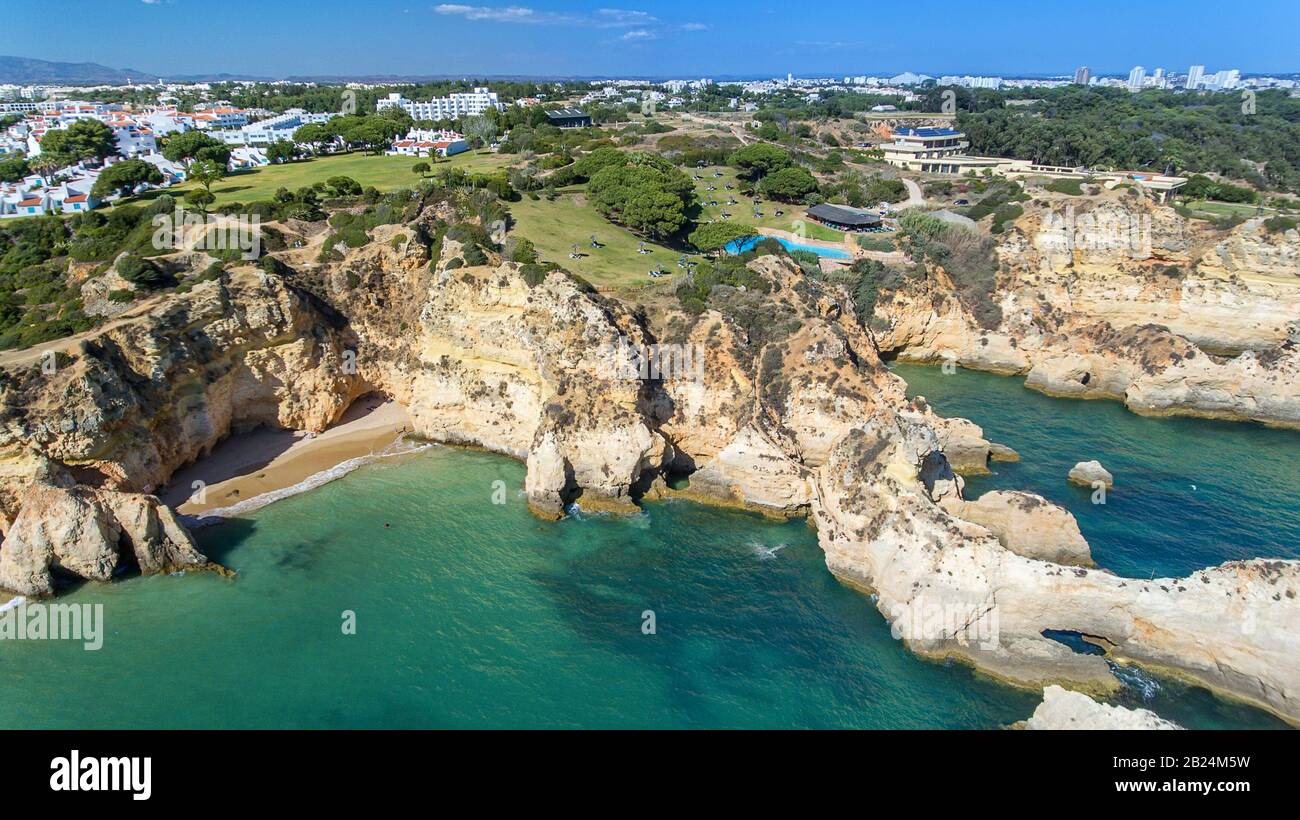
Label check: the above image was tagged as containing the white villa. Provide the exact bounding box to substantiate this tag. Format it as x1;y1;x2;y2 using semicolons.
1;172;101;218
387;129;468;158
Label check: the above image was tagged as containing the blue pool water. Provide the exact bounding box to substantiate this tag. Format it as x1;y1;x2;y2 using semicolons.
725;235;852;259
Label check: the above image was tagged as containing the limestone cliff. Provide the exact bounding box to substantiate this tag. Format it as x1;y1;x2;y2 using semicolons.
0;204;1295;728
0;458;221;596
874;197;1300;427
0;268;364;517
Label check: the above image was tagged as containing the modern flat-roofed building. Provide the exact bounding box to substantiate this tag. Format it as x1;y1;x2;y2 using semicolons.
806;203;883;232
544;108;592;129
881;125;1186;201
882;127;970;169
211;109;336;146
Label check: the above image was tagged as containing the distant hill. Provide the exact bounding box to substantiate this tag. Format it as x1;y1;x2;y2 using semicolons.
0;55;155;85
0;56;278;85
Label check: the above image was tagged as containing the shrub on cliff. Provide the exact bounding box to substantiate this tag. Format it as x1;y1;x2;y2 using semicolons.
1263;215;1297;234
117;253;174;290
674;256;774;318
964;181;1028;223
819;258;906;329
1045;178;1085;196
991;203;1025;232
520;263;557;287
896;211;1002;330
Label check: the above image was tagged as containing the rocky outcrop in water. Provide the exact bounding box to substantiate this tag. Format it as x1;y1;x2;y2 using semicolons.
0;460;219;596
938;490;1093;566
814;419;1299;723
1068;461;1114;489
1022;685;1182;730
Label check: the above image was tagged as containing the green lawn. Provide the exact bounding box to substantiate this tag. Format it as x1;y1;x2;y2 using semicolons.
507;165;852;291
509;189;699;291
689;165;846;242
119;152;843;291
132;150;511;207
1181;199;1269;219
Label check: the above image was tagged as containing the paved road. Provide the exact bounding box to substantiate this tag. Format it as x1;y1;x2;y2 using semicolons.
901;178;926;207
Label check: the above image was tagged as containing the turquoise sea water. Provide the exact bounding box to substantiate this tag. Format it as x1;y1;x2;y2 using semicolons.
892;363;1300;580
0;367;1293;729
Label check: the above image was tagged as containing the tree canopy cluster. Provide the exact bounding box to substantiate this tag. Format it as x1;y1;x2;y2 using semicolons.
91;159;163;198
688;220;758;253
293;113;408;155
161;130;231;167
583;150;695;239
35;120;117;172
953;87;1300;194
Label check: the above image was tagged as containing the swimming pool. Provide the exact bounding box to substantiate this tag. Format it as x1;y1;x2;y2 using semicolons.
725;235;852;260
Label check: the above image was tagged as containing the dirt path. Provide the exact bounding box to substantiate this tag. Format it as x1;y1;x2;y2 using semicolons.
0;295;168;369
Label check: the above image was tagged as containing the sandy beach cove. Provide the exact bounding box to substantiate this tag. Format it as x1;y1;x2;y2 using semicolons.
160;397;413;518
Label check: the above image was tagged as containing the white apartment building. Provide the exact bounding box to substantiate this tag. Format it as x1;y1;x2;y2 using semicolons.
211;109;336;146
376;88;503;120
1203;69;1241;91
1127;66;1146;91
191;107;249;130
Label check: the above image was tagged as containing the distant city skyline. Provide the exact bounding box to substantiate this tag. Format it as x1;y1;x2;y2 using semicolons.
1;0;1298;80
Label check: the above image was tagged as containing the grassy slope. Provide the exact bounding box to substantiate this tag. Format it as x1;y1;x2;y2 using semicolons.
508;164;853;291
131;151;511;207
690;165;846;241
509;189;694;291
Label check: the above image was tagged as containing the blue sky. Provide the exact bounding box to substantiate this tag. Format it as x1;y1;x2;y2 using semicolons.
3;0;1298;79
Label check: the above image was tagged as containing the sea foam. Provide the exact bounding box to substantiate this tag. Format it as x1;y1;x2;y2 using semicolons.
182;437;434;528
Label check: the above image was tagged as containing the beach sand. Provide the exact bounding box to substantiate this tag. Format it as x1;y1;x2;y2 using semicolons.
162;397;412;516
